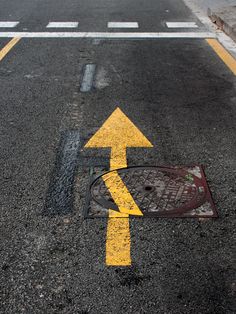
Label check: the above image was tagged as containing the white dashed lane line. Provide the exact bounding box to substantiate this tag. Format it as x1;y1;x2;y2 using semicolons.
166;22;198;28
0;21;19;28
108;22;139;28
46;22;79;28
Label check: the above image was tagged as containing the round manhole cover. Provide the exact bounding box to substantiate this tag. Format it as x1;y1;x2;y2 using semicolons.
90;166;207;217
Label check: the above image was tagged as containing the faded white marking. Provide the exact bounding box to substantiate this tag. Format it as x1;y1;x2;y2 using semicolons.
24;74;41;79
108;22;139;28
95;67;110;90
47;22;79;28
186;203;214;217
93;39;102;45
0;32;216;38
0;21;19;28
80;64;96;92
166;22;198;28
110;65;122;80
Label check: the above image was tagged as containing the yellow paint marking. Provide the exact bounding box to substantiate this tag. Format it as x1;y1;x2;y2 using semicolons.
103;171;143;216
0;37;21;62
110;146;127;170
85;107;153;170
106;211;131;266
85;107;153;266
206;39;236;75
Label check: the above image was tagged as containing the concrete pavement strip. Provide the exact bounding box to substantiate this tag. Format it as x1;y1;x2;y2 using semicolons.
208;5;236;42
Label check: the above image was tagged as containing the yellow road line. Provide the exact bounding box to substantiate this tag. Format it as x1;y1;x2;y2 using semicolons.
206;39;236;75
0;37;21;62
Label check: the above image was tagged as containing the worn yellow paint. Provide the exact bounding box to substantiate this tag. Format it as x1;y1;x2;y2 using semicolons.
103;171;143;216
106;211;131;266
206;39;236;75
0;37;21;62
85;107;153;266
110;146;127;170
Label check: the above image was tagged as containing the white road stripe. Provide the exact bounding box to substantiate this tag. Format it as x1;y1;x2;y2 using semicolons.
0;22;19;28
47;22;79;28
108;22;139;28
166;22;198;28
0;32;216;38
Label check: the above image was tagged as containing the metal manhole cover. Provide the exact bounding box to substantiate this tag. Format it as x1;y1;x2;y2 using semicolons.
85;166;217;218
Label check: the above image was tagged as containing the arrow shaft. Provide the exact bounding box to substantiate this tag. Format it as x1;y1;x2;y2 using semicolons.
105;146;142;266
106;146;131;266
106;210;131;266
103;171;143;216
110;146;127;170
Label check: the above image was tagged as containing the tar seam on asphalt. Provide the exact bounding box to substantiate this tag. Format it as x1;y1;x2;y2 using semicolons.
43;130;81;216
80;64;96;92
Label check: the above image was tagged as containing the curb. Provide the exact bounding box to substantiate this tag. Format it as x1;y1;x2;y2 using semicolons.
208;6;236;42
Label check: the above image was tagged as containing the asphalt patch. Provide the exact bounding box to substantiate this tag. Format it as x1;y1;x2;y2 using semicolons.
43;130;81;216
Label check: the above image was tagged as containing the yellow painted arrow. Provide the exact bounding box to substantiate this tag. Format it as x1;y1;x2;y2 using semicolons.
85;107;153;266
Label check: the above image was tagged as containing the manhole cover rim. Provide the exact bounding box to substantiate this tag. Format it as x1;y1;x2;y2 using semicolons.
90;166;207;216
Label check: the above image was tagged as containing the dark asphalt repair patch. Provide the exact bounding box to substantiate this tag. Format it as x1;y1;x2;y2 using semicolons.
43;130;81;215
85;166;217;218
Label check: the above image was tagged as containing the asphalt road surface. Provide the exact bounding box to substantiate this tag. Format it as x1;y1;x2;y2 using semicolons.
0;0;236;313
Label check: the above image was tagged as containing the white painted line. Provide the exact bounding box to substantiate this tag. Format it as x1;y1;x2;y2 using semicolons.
80;64;96;92
46;22;79;28
0;22;19;28
166;22;198;28
0;32;216;39
108;22;139;28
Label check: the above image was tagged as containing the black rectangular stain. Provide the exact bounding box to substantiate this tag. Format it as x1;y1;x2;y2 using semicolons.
43;130;81;216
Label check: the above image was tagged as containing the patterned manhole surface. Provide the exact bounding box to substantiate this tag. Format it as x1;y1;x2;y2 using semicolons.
86;166;217;218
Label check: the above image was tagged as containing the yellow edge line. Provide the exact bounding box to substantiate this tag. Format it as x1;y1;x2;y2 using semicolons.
206;39;236;75
0;37;21;62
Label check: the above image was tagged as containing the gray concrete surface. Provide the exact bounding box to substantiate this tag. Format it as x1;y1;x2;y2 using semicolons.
194;0;236;42
208;4;236;42
195;0;236;11
186;0;236;42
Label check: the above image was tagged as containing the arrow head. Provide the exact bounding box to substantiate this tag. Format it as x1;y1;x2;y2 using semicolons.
85;107;153;149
